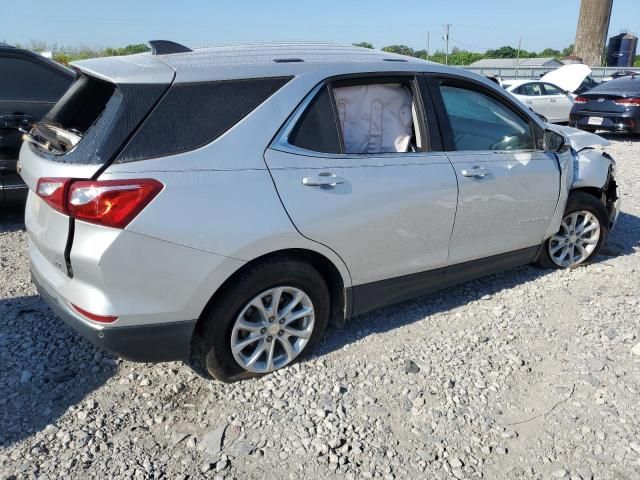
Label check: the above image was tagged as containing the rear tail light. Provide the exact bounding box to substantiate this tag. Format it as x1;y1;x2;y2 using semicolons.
68;179;163;228
36;178;163;228
36;177;71;213
613;97;640;107
574;96;589;104
70;303;118;323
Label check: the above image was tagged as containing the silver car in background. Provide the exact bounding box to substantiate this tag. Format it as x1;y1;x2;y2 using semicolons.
20;42;620;381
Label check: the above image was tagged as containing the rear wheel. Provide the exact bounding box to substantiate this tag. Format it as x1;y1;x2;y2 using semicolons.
196;258;330;382
536;191;609;269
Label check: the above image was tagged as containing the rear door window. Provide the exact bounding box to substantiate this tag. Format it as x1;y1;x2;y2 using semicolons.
515;83;543;96
542;83;565;96
288;76;427;155
438;82;535;151
288;86;341;154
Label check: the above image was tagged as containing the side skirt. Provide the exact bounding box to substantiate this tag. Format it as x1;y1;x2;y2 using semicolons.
349;246;539;317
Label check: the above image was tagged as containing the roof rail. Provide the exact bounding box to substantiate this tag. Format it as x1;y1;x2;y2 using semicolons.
148;40;192;55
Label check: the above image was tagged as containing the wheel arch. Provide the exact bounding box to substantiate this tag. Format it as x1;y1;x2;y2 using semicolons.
193;248;350;345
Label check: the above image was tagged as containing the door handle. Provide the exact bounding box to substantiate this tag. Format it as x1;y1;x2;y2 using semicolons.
302;172;345;187
550;99;557;103
461;166;491;178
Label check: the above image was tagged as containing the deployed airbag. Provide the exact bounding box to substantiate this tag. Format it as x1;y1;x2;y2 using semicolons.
333;84;413;154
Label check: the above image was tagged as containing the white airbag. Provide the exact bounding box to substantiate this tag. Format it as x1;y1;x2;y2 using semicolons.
333;84;413;154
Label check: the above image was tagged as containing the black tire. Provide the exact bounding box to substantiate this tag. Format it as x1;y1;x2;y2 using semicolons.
535;191;609;269
195;257;330;382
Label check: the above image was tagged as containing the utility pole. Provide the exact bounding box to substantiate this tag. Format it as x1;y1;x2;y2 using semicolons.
574;0;613;66
515;37;522;79
427;31;430;61
443;24;452;65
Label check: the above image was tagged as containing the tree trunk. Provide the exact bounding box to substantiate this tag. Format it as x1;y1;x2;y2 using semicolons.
574;0;613;66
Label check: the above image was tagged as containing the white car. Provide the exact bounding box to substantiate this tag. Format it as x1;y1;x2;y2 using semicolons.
502;79;574;123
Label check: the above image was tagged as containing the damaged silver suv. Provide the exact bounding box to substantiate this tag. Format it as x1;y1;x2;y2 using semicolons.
20;41;620;381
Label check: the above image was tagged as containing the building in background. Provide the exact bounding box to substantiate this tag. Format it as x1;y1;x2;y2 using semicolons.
574;0;613;66
469;58;564;69
607;31;638;67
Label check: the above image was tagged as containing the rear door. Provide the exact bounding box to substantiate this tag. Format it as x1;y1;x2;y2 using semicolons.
0;52;73;200
430;75;560;265
517;82;549;119
541;82;573;123
265;74;458;300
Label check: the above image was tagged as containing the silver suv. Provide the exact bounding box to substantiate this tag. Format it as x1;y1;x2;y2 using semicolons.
20;42;620;381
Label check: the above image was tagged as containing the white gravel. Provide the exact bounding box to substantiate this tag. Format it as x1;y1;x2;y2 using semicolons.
1;136;640;480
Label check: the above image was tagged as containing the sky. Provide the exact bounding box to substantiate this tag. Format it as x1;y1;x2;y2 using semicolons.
2;0;639;53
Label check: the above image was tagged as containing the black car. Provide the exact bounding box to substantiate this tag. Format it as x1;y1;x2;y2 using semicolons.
570;75;640;134
0;44;74;205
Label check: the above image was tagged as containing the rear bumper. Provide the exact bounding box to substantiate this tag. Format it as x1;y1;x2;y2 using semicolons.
569;112;640;133
32;265;196;362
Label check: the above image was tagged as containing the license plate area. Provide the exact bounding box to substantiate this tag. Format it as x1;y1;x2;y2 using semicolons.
588;117;604;126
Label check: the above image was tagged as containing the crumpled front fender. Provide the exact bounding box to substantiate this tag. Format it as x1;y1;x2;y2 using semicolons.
543;125;616;239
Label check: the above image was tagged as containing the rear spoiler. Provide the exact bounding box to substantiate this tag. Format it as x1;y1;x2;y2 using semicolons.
70;53;175;85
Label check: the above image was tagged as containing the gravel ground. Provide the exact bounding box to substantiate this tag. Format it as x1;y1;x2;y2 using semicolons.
1;136;640;480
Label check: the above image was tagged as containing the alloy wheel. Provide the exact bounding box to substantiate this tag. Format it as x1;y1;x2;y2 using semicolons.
230;286;315;373
548;210;601;267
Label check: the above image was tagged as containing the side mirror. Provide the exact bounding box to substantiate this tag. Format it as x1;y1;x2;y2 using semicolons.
544;129;569;153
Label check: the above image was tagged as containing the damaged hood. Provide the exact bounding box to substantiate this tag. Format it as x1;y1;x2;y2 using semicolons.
549;124;610;152
541;64;591;93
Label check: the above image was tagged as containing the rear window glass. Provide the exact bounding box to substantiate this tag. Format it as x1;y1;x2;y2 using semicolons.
45;74;115;133
117;77;292;163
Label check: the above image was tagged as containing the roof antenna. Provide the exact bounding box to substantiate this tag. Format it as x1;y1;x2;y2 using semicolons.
148;40;192;55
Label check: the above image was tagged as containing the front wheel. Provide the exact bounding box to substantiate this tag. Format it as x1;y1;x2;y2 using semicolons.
536;191;609;269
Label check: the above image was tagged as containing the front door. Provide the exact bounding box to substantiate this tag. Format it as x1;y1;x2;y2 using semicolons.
265;75;458;293
431;76;560;265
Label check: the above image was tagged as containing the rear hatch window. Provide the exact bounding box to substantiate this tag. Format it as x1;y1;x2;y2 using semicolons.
24;73;169;165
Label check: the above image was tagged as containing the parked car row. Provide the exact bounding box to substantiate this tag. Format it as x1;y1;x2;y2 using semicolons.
499;64;640;133
19;41;620;381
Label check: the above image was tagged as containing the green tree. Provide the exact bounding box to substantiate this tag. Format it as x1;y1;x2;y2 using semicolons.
104;43;150;56
562;44;575;56
353;41;374;49
381;44;415;56
448;50;485;65
53;52;71;65
634;57;640;67
538;48;561;58
485;46;519;58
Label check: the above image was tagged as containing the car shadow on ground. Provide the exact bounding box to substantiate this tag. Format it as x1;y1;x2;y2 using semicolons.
0;205;25;233
317;210;640;359
0;294;118;448
599;132;640;142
